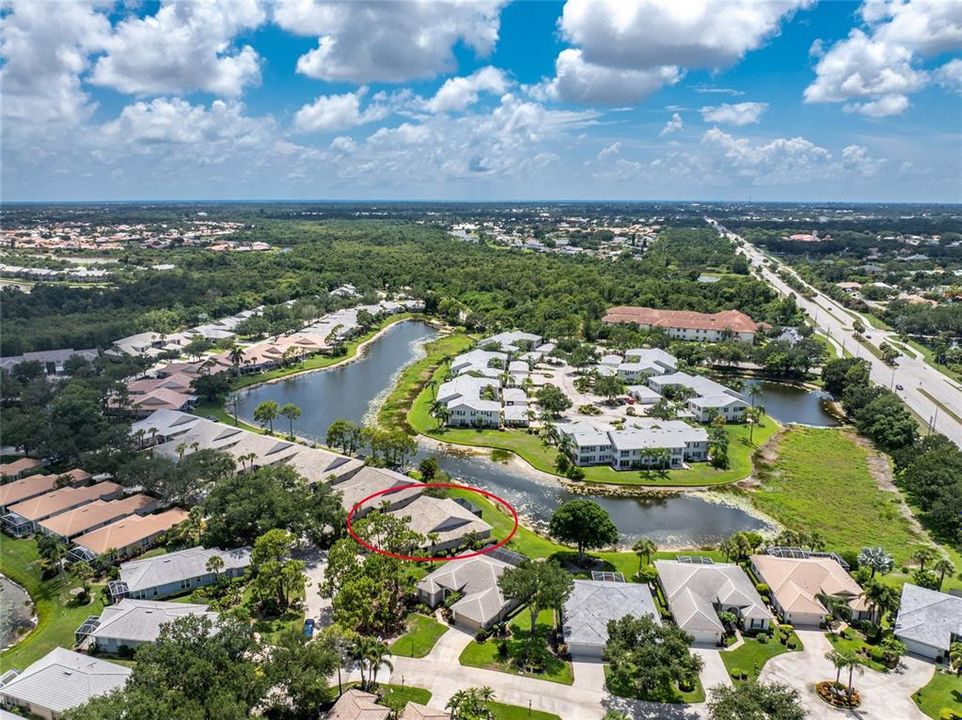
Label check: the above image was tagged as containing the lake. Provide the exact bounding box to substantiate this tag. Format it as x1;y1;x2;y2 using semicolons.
235;320;775;545
0;575;34;648
748;380;838;427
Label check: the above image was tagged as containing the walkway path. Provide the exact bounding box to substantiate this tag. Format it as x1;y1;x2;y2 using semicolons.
759;630;934;720
295;547;332;626
693;648;732;693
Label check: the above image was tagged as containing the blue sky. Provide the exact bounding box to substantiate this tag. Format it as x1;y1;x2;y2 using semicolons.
2;0;960;202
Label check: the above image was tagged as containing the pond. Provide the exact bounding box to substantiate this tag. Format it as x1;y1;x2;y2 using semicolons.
0;575;34;648
235;320;775;546
747;380;838;427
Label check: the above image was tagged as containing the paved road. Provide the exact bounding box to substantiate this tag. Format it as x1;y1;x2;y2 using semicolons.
708;219;962;447
760;630;934;720
296;547;332;626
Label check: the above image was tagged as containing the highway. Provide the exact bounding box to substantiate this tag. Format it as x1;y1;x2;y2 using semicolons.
707;218;962;448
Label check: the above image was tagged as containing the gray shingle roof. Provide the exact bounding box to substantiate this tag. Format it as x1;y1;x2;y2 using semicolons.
0;648;130;714
562;580;660;649
90;599;215;645
418;555;512;626
119;545;251;594
894;583;962;652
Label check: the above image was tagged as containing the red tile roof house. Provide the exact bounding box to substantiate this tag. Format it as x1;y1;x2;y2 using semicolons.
0;457;44;480
70;508;189;563
603;306;761;344
2;481;123;537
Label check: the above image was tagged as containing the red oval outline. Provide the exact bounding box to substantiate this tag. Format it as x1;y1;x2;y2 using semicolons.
345;482;518;562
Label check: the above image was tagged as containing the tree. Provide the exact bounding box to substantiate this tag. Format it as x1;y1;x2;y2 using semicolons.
648;397;676;420
228;345;245;376
950;641;962;676
326;419;363;455
429;399;451;427
36;533;67;577
190;371;231;401
72;561;95;595
861;580;897;623
632;537;657;567
446;686;495;720
535;384;572;418
418;456;440;481
709;425;730;469
932;557;956;589
205;554;225;580
363;426;417;468
250;529;304;613
707;680;805;720
252;400;278;433
498;560;573;654
63;615;267;720
265;628;339;719
548;499;619;564
604;615;703;700
594;374;626;403
347;634;392;690
853;318;866;336
280;402;301;438
913;546;937;572
857;547;894;577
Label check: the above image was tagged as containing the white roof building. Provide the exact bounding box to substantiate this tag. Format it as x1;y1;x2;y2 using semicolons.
417;555;517;630
0;648;131;719
118;545;251;598
894;583;962;660
86;599;216;650
562;579;661;658
478;331;543;352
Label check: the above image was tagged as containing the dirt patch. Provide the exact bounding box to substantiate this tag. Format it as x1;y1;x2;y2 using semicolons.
844;430;896;490
737;426;788;489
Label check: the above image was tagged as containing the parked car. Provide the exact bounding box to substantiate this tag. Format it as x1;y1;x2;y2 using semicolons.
303;618;315;638
895;384;904;391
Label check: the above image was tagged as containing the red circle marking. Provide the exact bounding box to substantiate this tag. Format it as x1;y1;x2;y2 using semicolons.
345;482;519;562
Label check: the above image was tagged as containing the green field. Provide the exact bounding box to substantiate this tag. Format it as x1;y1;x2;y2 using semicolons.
1;537;105;671
390;613;448;658
914;670;962;720
720;629;803;681
378;683;433;709
409;357;779;487
751;427;930;570
459;608;574;685
826;628;888;673
488;701;562;720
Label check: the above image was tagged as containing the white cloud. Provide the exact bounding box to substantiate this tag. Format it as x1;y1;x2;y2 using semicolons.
660;113;684;135
805;0;962;116
0;0;110;126
598;142;622;158
90;0;267;97
293;88;390;133
936;58;962;93
274;0;507;83
842;144;885;176
425;66;509;113
534;48;682;105
698;127;834;184
700;102;768;126
542;0;812;103
101;98;272;146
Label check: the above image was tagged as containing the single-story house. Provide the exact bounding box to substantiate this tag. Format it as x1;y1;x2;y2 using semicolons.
38;494;156;541
562;579;661;658
623;348;678;374
328;688;390;720
750;554;869;627
478;331;543;353
394;496;492;553
502;388;527;406
0;648;131;720
0;457;43;481
893;583;962;661
0;473;59;513
3;481;123;537
333;466;424;515
626;385;662;405
417;555;517;630
655;560;773;645
399;702;451;720
70;508;189;562
82;599;216;652
116;545;252;601
503;404;529;427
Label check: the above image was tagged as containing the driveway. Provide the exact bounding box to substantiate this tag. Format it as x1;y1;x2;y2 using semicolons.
693;648;732;694
295;547;332;627
759;630;935;720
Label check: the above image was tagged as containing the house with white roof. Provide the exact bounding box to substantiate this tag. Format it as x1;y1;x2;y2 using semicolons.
655;560;773;645
417;555;518;630
447;397;501;428
555;419;709;470
647;372;748;423
116;545;251;601
81;599;216;652
562;579;661;658
893;583;962;660
624;348;678;374
478;331;543;353
0;648;131;719
449;349;507;377
393;496;492;553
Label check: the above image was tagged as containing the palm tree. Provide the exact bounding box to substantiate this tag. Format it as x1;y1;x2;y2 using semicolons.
253;400;279;434
932;557;956;589
862;580;896;624
913;547;937;572
858;546;894;577
348;635;392;690
429;399;450;428
825;649;849;685
280;403;301;438
632;537;656;567
228;345;245;376
72;561;95;595
206;554;225;581
845;653;864;705
446;686;495;720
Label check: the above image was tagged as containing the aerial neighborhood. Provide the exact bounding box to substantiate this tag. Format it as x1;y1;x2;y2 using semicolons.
1;204;961;720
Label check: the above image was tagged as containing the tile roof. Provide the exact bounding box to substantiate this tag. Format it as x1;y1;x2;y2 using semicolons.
328;688;390;720
751;554;867;616
7;481;122;522
73;508;189;555
0;473;58;508
0;647;130;714
603;307;759;334
39;494;155;538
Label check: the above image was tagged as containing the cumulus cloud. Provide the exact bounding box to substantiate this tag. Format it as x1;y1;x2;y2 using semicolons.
842;144;886;176
101;98;272;146
598;142;622;158
425;66;509;113
541;0;812;104
936;58;962;93
533;49;682;105
294;88;390;133
90;0;267;97
660;113;684;135
697;127;834;184
0;0;111;126
700;102;768;126
274;0;507;83
805;0;962;116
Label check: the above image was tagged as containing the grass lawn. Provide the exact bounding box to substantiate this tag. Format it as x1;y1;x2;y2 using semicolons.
459;608;574;685
409;358;779;487
750;427;927;569
1;537;105;671
605;665;706;704
378;683;432;709
721;627;803;681
390;613;448;658
488;701;562;720
826;629;888;673
914;670;962;720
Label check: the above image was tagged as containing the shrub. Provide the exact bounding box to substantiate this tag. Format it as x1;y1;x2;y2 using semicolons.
677;677;695;692
730;668;743;680
787;640;798;650
757;632;769;644
755;582;770;596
